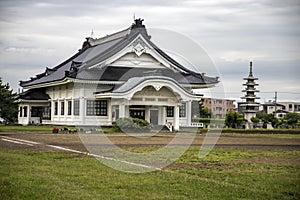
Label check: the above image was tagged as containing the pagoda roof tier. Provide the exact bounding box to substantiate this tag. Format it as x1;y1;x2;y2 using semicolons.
242;89;259;92
241;96;260;99
243;77;258;80
243;83;258;86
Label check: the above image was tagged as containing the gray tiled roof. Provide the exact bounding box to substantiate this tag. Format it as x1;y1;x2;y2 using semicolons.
20;20;219;88
16;89;50;100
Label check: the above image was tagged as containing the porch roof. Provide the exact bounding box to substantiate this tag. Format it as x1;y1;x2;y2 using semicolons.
16;89;50;100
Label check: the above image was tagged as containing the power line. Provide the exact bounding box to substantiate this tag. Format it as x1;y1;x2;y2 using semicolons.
200;91;300;94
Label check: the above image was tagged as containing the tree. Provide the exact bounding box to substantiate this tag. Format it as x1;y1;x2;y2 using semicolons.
251;117;260;123
256;112;278;128
0;78;18;124
201;107;212;118
192;101;212;119
284;112;300;127
225;110;245;128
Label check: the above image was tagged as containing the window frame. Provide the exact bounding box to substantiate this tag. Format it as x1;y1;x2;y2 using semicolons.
166;106;174;117
179;103;186;118
73;100;80;116
67;101;72;115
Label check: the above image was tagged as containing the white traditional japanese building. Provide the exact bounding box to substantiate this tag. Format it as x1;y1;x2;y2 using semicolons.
17;19;219;130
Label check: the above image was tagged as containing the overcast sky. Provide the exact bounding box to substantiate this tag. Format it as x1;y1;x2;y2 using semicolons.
0;0;299;102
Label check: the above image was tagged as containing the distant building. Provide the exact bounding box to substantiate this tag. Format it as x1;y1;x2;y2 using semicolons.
238;62;260;128
258;101;300;119
201;97;235;118
278;101;300;114
259;102;287;119
259;102;285;115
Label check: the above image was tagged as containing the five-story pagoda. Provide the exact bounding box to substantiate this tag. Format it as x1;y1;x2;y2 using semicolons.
240;61;260;126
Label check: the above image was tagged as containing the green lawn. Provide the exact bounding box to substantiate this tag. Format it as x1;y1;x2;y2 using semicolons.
0;125;120;134
0;125;54;132
1;147;299;199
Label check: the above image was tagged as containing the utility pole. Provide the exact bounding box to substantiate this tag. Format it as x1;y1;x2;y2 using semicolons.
274;91;277;115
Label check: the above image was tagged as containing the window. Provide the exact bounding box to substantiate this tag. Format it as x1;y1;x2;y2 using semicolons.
166;106;174;117
31;107;43;117
216;100;222;104
19;107;23;117
86;100;107;116
289;104;292;111
216;107;222;111
295;105;300;112
54;102;58;115
23;106;27;117
86;100;94;116
67;101;72;115
61;102;65;115
73;100;80;116
96;100;107;116
43;107;51;120
179;103;186;118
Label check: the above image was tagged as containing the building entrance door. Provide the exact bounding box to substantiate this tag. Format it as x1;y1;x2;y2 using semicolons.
150;110;158;125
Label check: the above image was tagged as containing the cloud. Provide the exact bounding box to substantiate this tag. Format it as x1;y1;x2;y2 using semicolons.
0;0;299;102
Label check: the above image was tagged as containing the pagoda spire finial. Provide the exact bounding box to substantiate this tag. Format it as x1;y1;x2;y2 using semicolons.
249;61;253;77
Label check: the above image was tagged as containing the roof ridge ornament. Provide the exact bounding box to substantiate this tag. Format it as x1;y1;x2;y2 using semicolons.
131;18;145;29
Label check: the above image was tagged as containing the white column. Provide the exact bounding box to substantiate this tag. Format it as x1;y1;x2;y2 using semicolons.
125;105;130;117
51;101;55;123
187;101;192;126
80;98;85;124
119;104;125;118
162;106;166;125
57;100;61;122
79;87;85;125
158;106;163;125
174;105;180;131
71;99;74;122
107;99;112;125
145;106;150;122
27;105;31;125
64;99;67;122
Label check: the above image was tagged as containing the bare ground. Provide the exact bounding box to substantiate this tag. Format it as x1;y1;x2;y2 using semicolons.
1;131;300;152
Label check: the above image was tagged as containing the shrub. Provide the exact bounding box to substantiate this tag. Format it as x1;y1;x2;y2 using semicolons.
113;118;152;133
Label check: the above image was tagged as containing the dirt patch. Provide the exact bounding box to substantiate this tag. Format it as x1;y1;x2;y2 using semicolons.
1;132;300;152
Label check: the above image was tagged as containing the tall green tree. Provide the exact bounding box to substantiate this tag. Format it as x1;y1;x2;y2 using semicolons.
0;78;18;124
191;101;212;119
284;112;300;127
201;107;212;118
225;110;245;128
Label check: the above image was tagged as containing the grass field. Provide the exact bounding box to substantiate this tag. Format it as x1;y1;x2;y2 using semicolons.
0;125;54;132
1;142;299;199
